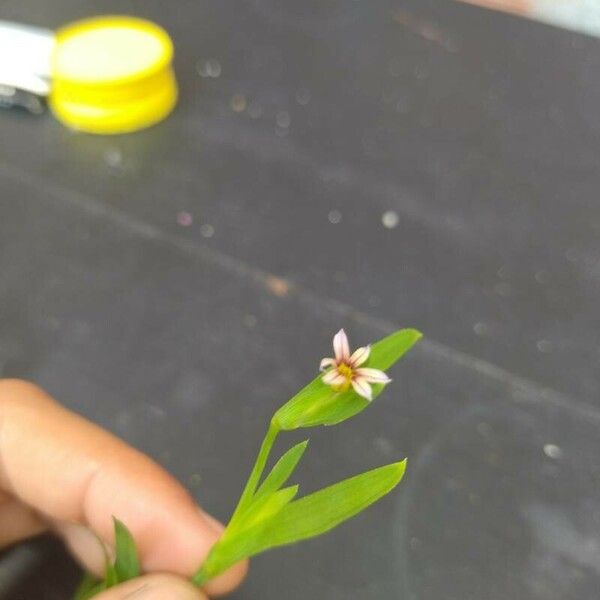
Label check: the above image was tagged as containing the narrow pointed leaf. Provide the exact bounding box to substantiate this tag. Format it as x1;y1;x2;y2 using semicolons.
105;562;118;588
255;440;308;499
259;460;406;546
196;460;406;583
230;485;299;535
73;582;106;600
273;329;422;430
73;574;103;600
113;518;140;582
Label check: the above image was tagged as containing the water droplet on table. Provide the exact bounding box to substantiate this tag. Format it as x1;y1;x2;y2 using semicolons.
543;444;563;459
105;148;123;168
565;247;578;263
276;110;291;128
473;322;488;336
247;101;263;119
382;210;399;229
296;87;311;105
494;281;512;297
207;58;222;77
497;266;510;279
230;93;247;113
197;58;221;78
177;211;193;227
328;209;342;224
368;294;381;307
200;224;215;238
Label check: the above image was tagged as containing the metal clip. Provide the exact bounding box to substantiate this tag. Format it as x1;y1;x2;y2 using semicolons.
0;21;55;112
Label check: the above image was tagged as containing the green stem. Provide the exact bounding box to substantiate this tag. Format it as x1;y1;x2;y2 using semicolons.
192;420;280;586
231;420;279;520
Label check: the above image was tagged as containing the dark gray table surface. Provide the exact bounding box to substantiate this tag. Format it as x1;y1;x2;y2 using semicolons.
1;1;600;598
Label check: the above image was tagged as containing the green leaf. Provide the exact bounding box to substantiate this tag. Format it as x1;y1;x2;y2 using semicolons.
113;517;141;583
73;581;106;600
196;460;406;584
231;485;299;534
73;574;104;600
105;562;119;588
273;329;422;430
230;423;280;520
255;460;405;548
255;440;308;499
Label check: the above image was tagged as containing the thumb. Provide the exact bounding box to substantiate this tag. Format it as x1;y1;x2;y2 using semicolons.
93;574;207;600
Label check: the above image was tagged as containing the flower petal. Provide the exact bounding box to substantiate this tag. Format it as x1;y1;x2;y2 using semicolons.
349;345;370;367
355;368;391;384
322;369;346;387
351;378;373;401
319;357;336;371
333;329;350;361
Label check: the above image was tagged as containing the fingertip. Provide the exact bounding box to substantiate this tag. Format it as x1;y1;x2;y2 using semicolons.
157;508;248;596
94;574;207;600
137;505;222;575
55;521;108;577
203;558;249;597
141;505;248;595
105;506;247;596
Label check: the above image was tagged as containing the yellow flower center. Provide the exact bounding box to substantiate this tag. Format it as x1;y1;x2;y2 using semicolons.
337;362;354;381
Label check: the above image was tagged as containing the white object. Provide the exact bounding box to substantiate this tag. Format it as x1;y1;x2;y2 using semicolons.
0;21;55;95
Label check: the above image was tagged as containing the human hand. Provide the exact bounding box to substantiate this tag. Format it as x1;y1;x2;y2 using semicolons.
0;379;247;599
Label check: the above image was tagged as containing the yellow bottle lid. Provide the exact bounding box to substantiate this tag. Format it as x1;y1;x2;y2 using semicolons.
49;16;177;134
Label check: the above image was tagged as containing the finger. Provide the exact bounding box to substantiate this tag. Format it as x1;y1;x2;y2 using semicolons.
93;574;207;600
56;520;247;598
54;521;109;572
0;494;46;547
0;379;247;596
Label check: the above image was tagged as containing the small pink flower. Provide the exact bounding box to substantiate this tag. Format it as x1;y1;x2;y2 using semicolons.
320;329;391;401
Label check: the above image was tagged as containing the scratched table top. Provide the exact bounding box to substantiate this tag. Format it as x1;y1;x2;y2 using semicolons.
1;1;600;598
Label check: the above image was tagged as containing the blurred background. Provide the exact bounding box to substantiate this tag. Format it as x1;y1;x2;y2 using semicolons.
1;0;600;598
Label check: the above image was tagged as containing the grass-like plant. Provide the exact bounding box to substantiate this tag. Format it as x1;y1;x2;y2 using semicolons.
74;328;421;598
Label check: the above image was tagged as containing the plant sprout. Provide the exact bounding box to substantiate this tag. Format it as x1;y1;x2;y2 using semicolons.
74;328;422;599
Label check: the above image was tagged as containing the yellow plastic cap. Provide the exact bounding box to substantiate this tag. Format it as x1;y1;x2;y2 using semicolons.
49;16;177;134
